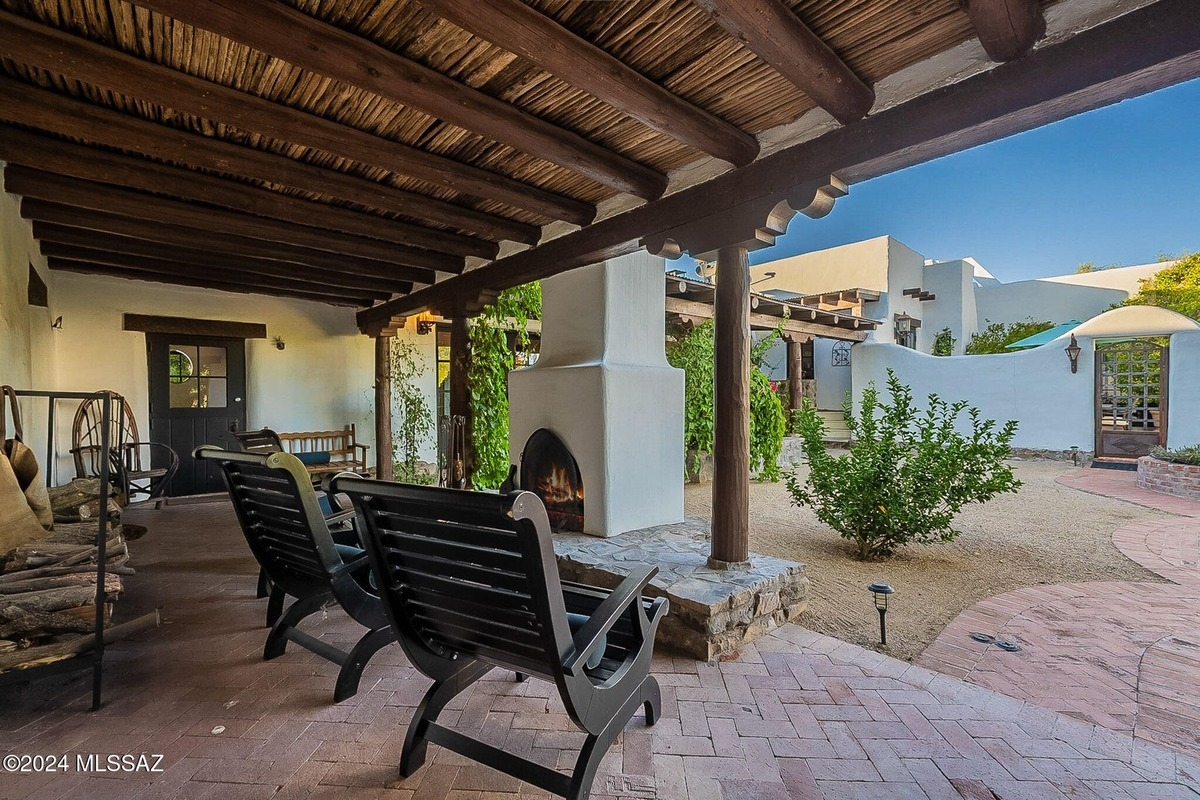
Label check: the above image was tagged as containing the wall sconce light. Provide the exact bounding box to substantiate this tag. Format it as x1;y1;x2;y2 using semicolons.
894;315;912;334
272;336;286;351
415;311;437;335
1064;334;1081;373
50;316;63;330
868;582;895;646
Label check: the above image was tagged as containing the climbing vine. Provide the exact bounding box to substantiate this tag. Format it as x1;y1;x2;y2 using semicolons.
468;282;542;489
931;327;956;356
391;337;435;484
665;321;786;482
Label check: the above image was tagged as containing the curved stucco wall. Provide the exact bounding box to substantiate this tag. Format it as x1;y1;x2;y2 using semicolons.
1168;332;1200;449
850;336;1096;451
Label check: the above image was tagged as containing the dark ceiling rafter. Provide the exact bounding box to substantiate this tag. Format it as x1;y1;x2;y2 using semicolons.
962;0;1047;62
0;77;541;245
359;0;1200;329
691;0;874;124
41;242;395;302
32;223;412;295
129;0;669;201
0;125;497;260
0;10;593;226
41;242;388;302
49;257;378;307
4;165;459;276
414;0;759;167
20;199;434;284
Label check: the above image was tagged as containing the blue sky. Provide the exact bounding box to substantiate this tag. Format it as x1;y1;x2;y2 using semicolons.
737;76;1200;283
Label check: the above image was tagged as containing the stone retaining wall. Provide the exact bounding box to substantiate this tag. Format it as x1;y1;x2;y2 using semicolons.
1137;456;1200;501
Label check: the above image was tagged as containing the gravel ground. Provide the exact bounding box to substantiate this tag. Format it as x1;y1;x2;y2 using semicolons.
683;460;1168;662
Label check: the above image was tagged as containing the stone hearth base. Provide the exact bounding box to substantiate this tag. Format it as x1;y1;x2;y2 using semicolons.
552;518;808;660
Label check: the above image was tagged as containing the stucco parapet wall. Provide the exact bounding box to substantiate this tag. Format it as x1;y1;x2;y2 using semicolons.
1137;457;1200;501
552;518;808;661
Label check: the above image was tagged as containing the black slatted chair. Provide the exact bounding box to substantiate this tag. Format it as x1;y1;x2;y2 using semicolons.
196;446;394;702
331;477;668;800
230;427;284;455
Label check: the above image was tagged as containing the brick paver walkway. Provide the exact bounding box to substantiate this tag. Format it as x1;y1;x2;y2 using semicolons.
920;468;1200;765
1;498;1198;799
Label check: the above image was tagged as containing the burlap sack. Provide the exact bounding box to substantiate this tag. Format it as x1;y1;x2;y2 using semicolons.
1;386;53;556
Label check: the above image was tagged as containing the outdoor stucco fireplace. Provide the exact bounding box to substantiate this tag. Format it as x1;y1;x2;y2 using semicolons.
508;251;684;537
520;428;584;532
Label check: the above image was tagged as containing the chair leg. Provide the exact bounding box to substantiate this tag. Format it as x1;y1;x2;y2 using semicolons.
256;568;270;600
265;584;285;628
264;594;328;661
400;661;492;777
566;684;655;800
333;627;394;703
642;676;661;726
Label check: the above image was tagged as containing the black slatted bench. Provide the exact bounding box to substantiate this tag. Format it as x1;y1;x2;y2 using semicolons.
331;477;668;800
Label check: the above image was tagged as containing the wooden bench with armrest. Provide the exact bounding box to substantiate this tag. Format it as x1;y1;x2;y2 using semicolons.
274;424;371;478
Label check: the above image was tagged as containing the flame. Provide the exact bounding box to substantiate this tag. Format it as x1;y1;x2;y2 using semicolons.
537;464;584;506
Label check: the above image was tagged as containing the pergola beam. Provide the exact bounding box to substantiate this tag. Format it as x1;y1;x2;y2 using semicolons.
22;200;429;284
0;11;592;226
691;0;874;124
665;297;868;341
416;0;759;167
49;259;375;307
5;166;454;278
0;77;540;245
359;0;1200;329
33;225;411;295
962;0;1046;63
130;0;668;200
0;125;496;260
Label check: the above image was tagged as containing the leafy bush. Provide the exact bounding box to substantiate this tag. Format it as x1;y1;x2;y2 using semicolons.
1150;444;1200;466
964;319;1054;355
931;327;955;356
391;337;435;484
786;371;1021;558
1124;251;1199;321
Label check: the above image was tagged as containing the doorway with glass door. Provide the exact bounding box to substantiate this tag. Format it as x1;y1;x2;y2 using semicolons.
147;334;247;495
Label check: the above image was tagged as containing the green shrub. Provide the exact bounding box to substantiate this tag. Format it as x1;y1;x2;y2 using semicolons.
786;371;1021;558
1150;444;1200;466
964;319;1054;354
931;327;955;356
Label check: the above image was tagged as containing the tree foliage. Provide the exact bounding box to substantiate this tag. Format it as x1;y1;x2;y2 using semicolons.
1124;251;1200;321
964;319;1054;355
786;371;1020;559
665;321;786;481
931;327;955;356
468;282;541;489
391;337;435;484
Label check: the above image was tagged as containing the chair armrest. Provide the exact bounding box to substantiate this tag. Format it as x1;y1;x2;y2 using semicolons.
562;565;658;676
353;442;369;461
328;552;369;578
325;508;355;527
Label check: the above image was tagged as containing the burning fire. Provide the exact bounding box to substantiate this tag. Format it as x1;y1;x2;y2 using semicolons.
537;465;584;506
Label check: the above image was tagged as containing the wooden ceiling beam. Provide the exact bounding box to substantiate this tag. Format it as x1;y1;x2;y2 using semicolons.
415;0;759;167
691;0;874;124
130;0;668;200
0;77;540;244
32;224;410;295
5;166;456;277
0;11;592;226
962;0;1046;62
22;200;431;284
666;297;868;341
41;243;395;302
0;124;496;260
49;258;375;307
359;0;1200;328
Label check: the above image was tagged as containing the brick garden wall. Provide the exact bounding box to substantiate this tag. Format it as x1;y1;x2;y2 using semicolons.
1137;456;1200;501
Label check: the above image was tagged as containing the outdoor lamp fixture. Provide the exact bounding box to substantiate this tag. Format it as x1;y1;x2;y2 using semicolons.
868;583;895;646
894;314;913;334
415;312;436;335
1064;334;1082;374
272;336;286;351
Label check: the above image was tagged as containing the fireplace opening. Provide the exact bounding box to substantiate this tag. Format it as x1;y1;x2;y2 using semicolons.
520;428;583;532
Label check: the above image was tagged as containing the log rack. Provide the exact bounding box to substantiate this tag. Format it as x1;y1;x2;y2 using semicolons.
0;389;113;710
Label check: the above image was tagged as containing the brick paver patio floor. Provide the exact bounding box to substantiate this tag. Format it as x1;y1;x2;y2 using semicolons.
920;467;1200;766
2;494;1198;799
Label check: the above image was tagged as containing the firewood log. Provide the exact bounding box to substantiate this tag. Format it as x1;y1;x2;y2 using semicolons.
0;605;95;638
1;586;98;614
0;610;159;671
0;573;122;595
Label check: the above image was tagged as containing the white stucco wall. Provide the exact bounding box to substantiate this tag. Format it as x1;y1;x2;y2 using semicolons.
921;260;975;354
974;263;1165;328
814;339;853;409
851;335;1097;451
749;235;892;295
1168;332;1200;449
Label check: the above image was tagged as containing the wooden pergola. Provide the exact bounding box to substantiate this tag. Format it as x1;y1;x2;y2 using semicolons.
2;0;1199;567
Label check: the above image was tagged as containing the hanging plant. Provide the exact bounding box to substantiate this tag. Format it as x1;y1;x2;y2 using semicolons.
467;282;542;489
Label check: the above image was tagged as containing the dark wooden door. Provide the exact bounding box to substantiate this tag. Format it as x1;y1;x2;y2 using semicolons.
148;334;247;495
1095;339;1168;459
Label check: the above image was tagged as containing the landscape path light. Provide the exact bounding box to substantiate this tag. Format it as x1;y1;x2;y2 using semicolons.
868;582;895;646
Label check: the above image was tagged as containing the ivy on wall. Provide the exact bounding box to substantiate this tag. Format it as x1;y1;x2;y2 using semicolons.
467;282;542;489
391;336;435;484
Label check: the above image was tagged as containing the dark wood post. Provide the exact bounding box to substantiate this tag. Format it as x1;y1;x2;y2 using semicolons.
374;333;394;481
710;244;751;567
449;314;474;489
786;335;804;414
